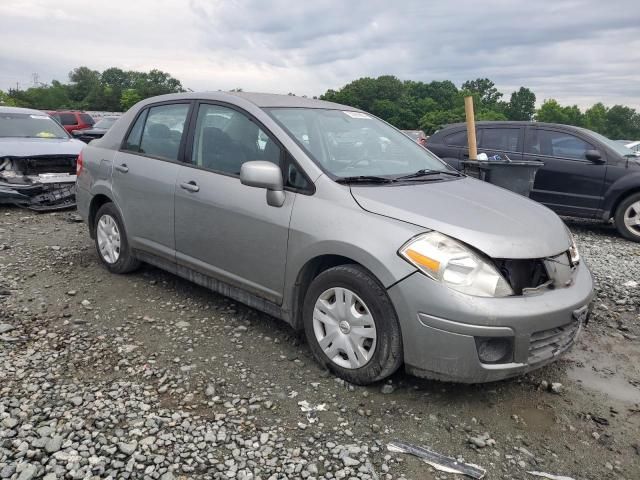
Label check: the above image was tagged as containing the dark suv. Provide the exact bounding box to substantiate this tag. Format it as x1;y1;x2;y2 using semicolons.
427;121;640;241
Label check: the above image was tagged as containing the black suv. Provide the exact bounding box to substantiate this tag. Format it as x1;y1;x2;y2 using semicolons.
427;121;640;241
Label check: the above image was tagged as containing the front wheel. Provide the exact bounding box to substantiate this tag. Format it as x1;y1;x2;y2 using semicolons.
614;193;640;242
302;265;403;385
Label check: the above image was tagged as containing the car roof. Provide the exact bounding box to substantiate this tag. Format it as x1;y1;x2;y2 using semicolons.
438;121;587;130
136;91;359;111
0;106;48;115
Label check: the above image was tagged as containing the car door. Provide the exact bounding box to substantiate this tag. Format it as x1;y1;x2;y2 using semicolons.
524;126;607;217
174;102;298;304
477;126;524;161
111;102;191;262
428;128;473;170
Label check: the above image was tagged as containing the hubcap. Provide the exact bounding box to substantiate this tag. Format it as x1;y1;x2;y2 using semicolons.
312;287;377;369
624;201;640;237
97;214;121;264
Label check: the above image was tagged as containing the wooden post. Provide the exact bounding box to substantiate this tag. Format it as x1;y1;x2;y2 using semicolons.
464;96;478;161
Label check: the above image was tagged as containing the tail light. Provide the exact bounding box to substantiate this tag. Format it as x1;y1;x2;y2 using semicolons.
76;150;84;176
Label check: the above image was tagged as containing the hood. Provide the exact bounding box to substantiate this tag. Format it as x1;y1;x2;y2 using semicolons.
0;137;84;158
350;177;570;259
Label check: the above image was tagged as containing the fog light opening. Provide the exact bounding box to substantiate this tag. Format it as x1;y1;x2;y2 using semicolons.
475;337;513;364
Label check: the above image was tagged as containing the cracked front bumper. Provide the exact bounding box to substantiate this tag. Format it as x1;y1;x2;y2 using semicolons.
388;261;594;383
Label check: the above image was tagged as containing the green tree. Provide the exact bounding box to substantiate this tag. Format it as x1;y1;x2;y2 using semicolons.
605;105;640;140
584;103;608;135
0;90;18;106
506;87;536;121
461;78;503;108
120;89;142;111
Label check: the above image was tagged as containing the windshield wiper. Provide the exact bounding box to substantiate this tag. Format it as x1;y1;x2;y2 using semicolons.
336;175;396;184
394;169;462;181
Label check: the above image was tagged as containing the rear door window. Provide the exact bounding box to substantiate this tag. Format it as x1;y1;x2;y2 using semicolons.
479;128;521;152
80;113;95;125
526;129;593;160
136;104;190;161
59;113;77;125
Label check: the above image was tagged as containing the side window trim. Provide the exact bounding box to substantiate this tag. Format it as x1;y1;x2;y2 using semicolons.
183;100;315;194
526;128;595;162
118;100;195;164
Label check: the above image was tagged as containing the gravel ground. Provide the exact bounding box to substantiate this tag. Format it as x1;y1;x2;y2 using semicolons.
0;206;639;480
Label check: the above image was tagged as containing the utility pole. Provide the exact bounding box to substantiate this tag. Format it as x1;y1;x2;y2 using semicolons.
31;73;40;87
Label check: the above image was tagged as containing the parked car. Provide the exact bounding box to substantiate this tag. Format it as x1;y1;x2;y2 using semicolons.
72;115;120;143
402;129;428;146
0;106;83;210
624;140;640;155
47;110;95;133
76;93;593;384
426;121;640;242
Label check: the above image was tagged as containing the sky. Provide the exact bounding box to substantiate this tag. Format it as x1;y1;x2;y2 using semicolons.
1;0;639;109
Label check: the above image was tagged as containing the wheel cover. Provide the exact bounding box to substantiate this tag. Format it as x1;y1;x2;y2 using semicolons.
312;287;377;369
97;214;121;264
623;201;640;237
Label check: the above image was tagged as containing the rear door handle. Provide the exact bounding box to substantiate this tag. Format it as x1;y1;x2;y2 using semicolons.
180;181;200;193
115;164;129;173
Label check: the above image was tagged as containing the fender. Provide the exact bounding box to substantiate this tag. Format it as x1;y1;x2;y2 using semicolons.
601;171;640;220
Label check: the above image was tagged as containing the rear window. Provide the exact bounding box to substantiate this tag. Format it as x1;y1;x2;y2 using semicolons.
80;113;95;125
59;113;77;125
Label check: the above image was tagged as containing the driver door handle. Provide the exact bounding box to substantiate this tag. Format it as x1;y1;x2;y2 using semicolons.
180;181;200;193
115;164;129;173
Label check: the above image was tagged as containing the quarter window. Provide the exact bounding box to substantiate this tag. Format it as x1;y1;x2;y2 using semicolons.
526;129;592;160
191;104;281;175
480;128;520;151
133;104;189;161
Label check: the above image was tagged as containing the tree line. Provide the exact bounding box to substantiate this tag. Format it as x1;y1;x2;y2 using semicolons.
1;68;639;140
0;66;184;112
321;76;640;139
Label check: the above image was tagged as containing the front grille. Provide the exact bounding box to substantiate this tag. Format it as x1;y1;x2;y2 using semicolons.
13;156;77;175
494;258;550;294
528;319;580;365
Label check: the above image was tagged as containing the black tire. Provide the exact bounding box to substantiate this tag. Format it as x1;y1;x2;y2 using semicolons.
93;202;141;274
614;192;640;242
302;264;403;385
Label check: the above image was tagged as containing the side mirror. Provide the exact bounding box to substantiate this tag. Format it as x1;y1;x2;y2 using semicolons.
240;161;285;207
585;149;603;163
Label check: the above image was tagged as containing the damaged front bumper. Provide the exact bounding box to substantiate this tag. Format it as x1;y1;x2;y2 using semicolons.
0;156;77;211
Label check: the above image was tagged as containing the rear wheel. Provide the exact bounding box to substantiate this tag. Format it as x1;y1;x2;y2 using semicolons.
614;193;640;242
302;265;403;385
94;203;141;273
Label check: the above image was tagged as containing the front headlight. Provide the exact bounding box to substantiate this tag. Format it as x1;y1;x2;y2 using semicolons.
399;232;513;297
567;229;580;265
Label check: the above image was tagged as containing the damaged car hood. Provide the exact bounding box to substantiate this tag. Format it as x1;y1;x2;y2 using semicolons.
0;137;84;157
350;177;570;259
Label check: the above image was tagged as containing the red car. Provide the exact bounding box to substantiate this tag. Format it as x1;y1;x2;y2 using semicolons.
46;111;95;133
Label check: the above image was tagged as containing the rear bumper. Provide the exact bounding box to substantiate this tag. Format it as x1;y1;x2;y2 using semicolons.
388;261;594;383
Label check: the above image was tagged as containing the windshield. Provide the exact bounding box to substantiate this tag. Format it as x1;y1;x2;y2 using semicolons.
94;117;118;129
266;108;450;178
578;127;636;157
0;112;69;139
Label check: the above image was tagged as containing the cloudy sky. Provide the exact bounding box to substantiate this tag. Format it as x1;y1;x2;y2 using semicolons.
1;0;639;108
